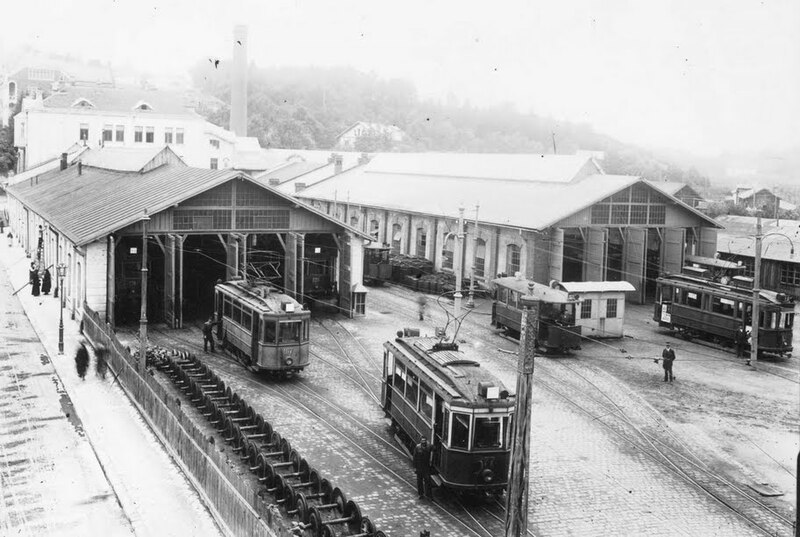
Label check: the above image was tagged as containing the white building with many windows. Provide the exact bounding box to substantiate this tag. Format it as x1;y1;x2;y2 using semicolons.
13;85;239;171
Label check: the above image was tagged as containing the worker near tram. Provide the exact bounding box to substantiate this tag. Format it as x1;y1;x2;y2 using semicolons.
660;342;676;382
413;436;433;500
202;315;219;353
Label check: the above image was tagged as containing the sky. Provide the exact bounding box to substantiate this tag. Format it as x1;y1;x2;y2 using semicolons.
3;0;798;157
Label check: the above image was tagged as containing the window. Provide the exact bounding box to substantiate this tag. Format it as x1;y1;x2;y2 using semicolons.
209;138;220;149
606;298;618;318
393;362;406;392
780;265;800;286
278;321;302;343
591;204;610;224
711;297;735;316
683;291;702;308
223;297;232;318
145;126;154;143
176;128;185;144
630;205;648;224
232;305;242;325
475;238;486;277
451;413;470;449
263;321;276;343
241;307;252;331
648;205;666;225
442;235;454;269
405;370;419;407
611;204;629;225
210;158;218;170
473;416;502;449
506;244;521;275
416;228;427;257
630;184;649;203
419;382;433;419
442;409;450;444
79;123;89;141
134;126;143;143
102;125;112;142
164;128;173;144
391;224;402;254
369;220;380;240
785;312;794;329
580;299;592;319
115;125;124;142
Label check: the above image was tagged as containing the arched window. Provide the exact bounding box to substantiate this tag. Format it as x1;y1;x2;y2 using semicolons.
415;227;427;258
391;223;402;254
442;235;455;269
350;215;359;228
370;219;380;241
475;238;486;277
506;244;521;275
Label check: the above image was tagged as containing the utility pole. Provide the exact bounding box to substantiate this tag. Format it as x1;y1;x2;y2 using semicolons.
466;204;479;308
453;207;465;319
139;210;150;373
748;215;762;366
505;282;538;537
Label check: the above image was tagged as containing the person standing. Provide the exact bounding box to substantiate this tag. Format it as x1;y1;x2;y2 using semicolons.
42;268;52;295
417;295;427;321
75;341;90;380
660;342;676;382
203;316;218;352
413;436;433;499
734;328;747;358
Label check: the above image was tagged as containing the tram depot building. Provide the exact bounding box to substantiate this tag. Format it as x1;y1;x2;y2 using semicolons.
5;146;369;328
5;147;722;330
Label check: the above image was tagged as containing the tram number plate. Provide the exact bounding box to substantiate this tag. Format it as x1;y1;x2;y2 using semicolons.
660;304;671;324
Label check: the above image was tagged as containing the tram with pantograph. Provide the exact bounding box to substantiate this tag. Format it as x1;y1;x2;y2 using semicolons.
363;242;392;285
382;329;515;494
653;272;794;358
214;279;311;373
492;276;582;353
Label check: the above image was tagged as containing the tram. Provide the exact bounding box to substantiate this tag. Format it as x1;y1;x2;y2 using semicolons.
214;279;311;373
492;276;582;353
382;330;515;493
653;272;794;357
363;243;392;285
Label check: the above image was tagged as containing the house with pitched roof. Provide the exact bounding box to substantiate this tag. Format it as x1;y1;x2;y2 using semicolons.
13;85;240;172
292;152;722;303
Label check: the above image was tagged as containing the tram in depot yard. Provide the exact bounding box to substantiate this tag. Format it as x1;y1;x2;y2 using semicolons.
363;242;392;285
653;272;794;358
382;330;515;494
214;279;311;373
491;276;582;353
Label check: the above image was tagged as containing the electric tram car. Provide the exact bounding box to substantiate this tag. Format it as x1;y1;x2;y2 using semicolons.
382;331;515;493
363;243;392;285
653;272;794;357
491;276;582;353
214;280;311;373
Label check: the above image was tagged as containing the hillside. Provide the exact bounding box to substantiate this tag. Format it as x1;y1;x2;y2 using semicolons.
190;60;710;189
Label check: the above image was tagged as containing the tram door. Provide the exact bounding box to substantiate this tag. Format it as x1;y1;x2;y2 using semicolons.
381;350;393;412
251;316;260;365
433;396;445;468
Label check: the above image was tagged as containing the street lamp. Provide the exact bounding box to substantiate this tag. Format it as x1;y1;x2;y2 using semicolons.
57;262;67;354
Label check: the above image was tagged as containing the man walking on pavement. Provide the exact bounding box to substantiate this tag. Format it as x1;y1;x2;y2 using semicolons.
202;315;218;353
660;342;676;382
413;436;433;500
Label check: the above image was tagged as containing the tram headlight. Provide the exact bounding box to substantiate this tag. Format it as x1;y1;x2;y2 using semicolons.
480;469;495;484
284;357;294;366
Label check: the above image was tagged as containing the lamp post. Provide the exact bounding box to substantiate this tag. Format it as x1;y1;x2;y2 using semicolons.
466;204;479;309
57;262;67;354
139;210;150;371
453;207;465;319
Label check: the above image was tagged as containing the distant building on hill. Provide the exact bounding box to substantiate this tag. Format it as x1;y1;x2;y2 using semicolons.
335;122;405;150
728;186;796;212
647;180;707;209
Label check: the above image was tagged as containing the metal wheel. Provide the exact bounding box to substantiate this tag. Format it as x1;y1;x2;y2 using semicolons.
331;487;347;514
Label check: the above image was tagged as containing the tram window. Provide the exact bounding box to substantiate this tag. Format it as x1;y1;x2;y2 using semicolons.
385;351;394;383
451;413;470;449
405;370;419;407
442;409;450;444
769;312;777;329
302;320;309;342
242;308;252;331
278;321;301;343
683;292;702;309
503;416;512;447
263;321;276;343
758;311;765;328
785;313;794;329
711;297;735;316
419;381;433;418
473;417;502;449
223;297;232;318
233;305;242;325
393;363;406;392
673;288;681;301
744;304;752;325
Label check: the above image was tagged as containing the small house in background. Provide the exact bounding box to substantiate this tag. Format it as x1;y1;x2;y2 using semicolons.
334;122;406;150
560;281;636;338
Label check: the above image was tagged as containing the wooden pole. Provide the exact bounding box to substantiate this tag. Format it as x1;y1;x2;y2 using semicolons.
749;215;761;366
505;283;539;537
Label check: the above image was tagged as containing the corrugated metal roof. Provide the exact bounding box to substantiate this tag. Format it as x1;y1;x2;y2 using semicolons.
559;281;636;293
3;145;89;187
79;146;179;172
7;164;241;246
254;161;327;184
42;86;200;117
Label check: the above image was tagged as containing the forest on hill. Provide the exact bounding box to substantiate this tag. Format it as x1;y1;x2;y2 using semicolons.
190;60;710;188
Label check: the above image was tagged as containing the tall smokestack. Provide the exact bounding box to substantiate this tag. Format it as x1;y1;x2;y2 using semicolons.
230;25;248;137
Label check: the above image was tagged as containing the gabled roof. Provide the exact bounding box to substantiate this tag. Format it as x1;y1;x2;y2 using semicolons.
79;146;184;172
41;86;200;117
253;160;327;185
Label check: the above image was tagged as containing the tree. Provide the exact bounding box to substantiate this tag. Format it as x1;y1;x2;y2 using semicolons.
0;127;17;176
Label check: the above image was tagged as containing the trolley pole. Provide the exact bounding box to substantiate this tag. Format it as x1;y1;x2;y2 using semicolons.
139;210;150;373
454;206;465;319
748;215;761;366
505;282;538;537
466;204;479;309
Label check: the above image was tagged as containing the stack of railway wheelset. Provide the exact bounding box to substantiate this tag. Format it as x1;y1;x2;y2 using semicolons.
157;351;387;537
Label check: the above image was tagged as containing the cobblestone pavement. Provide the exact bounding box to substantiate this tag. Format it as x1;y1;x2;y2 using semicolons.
0;263;134;536
132;282;797;536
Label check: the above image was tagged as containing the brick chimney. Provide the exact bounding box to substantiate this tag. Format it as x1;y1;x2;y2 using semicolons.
230;25;248;137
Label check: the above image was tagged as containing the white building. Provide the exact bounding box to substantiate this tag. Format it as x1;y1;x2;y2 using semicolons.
13;85;239;171
334;121;405;150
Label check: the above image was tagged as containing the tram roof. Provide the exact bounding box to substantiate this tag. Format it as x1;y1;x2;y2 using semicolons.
684;254;744;270
657;274;794;306
216;280;306;314
386;337;514;408
492;276;574;303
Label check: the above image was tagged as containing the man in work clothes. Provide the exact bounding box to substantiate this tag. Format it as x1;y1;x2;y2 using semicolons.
413;436;433;499
661;342;676;382
202;316;219;353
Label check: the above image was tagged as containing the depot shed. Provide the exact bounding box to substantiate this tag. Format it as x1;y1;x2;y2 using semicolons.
560;281;636;338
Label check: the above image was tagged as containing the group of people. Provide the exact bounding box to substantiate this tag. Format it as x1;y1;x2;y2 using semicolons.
74;340;109;381
28;262;52;297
